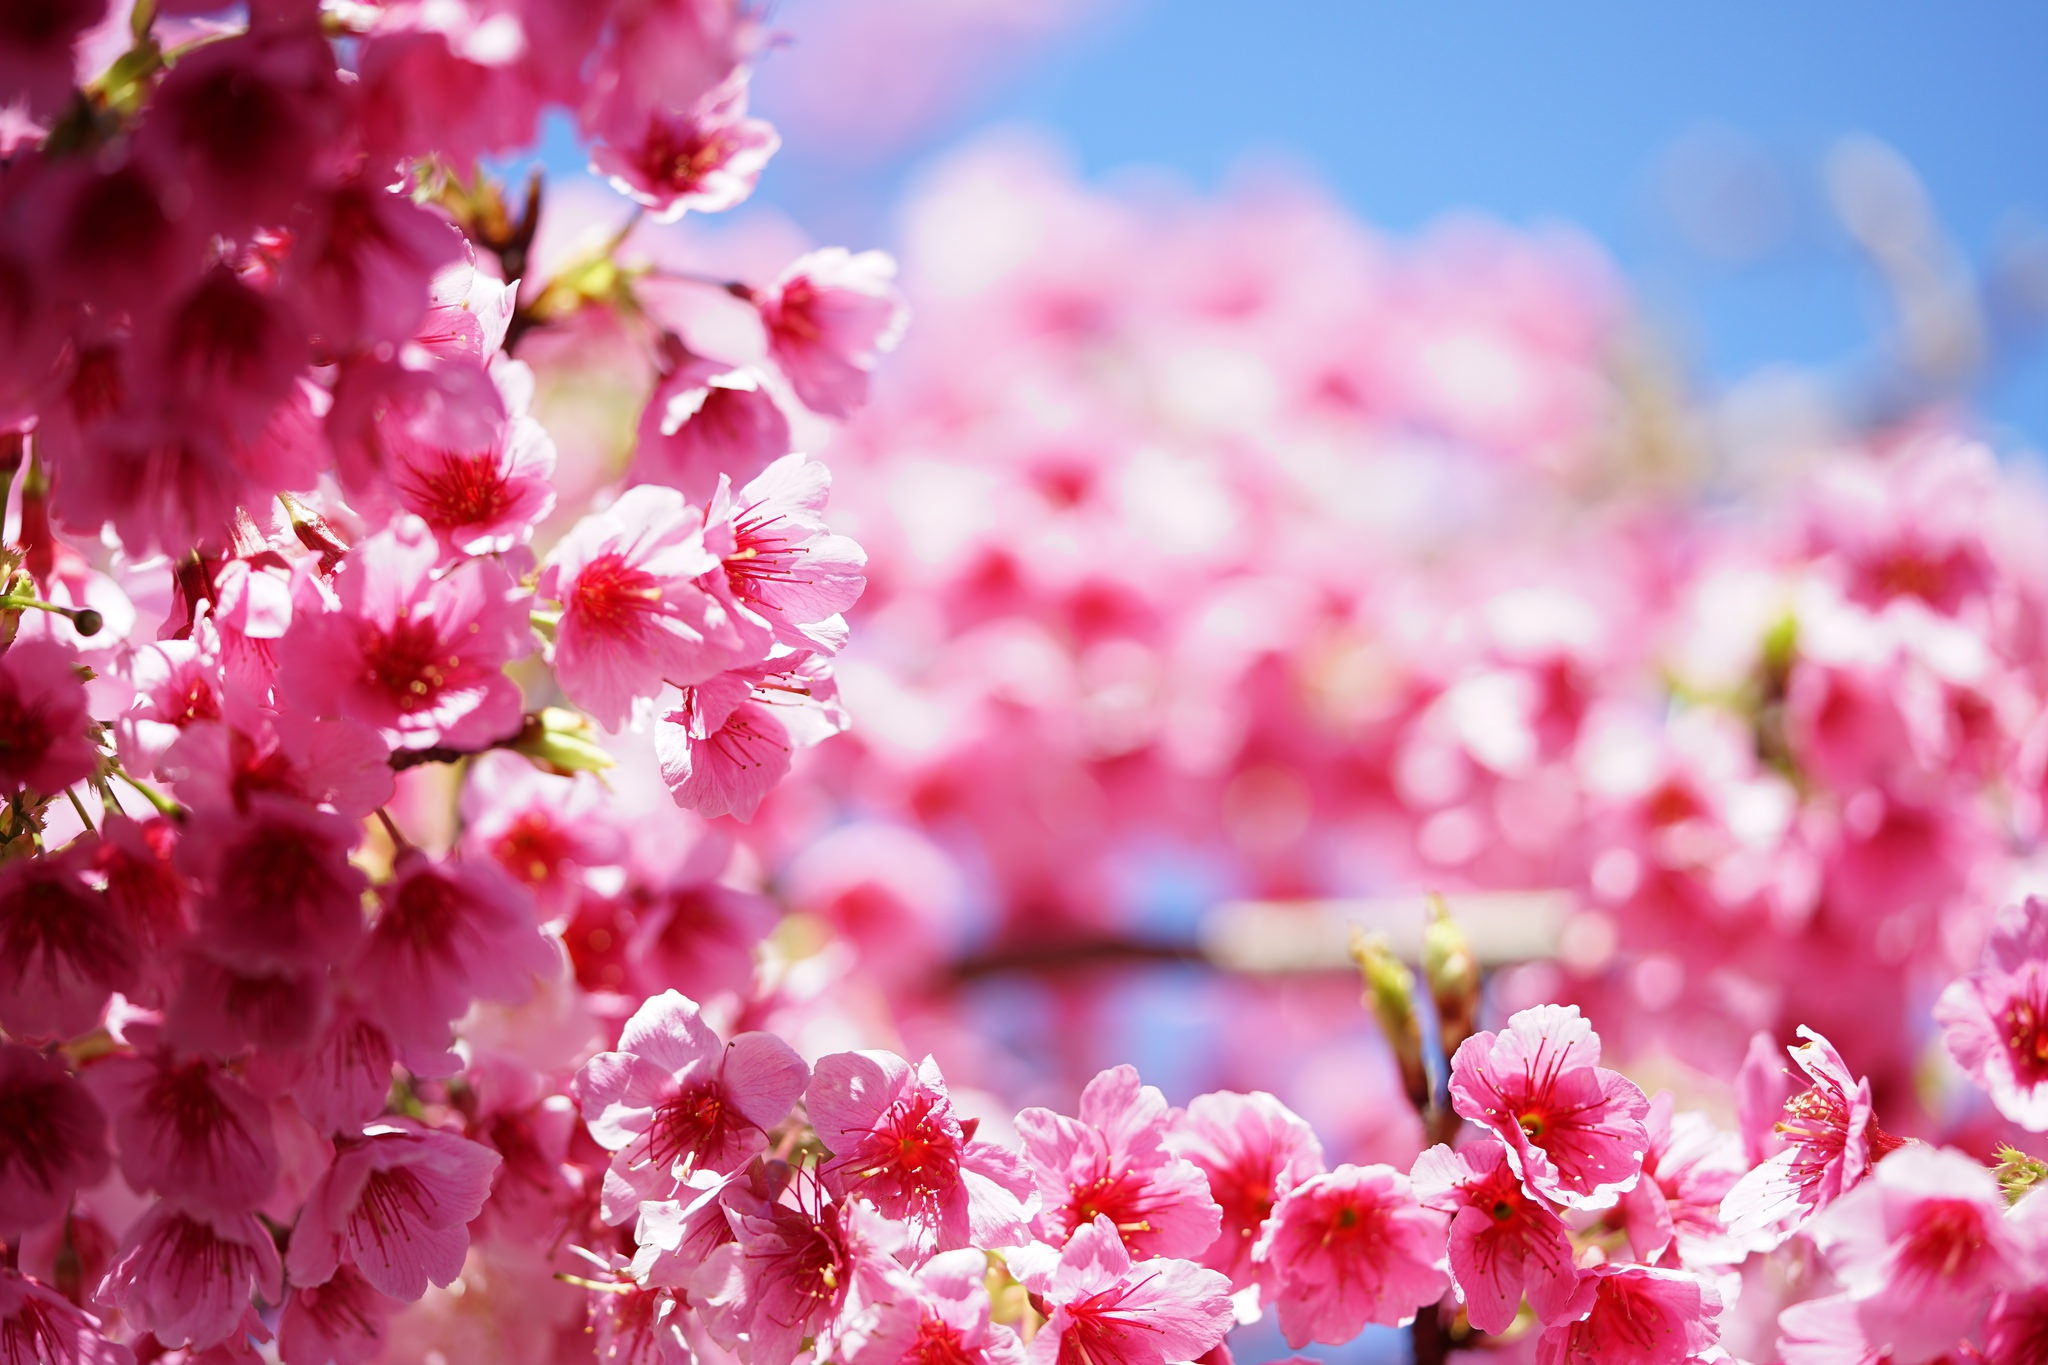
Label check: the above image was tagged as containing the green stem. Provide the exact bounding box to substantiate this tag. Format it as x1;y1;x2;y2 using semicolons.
114;770;182;819
62;787;95;834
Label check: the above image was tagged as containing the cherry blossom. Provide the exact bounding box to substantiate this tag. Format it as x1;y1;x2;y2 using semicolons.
1448;1004;1652;1212
809;1049;1034;1253
1936;894;2048;1130
1255;1164;1451;1346
1411;1139;1580;1333
1011;1214;1234;1365
0;1045;108;1239
285;1121;504;1302
574;989;808;1220
1721;1027;1908;1246
1164;1089;1325;1291
1015;1064;1224;1259
755;248;909;420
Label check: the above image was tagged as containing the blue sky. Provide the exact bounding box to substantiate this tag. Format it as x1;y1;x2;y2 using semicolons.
737;1;2048;445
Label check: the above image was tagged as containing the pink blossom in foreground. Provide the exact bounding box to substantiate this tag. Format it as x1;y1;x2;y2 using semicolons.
356;850;556;1069
276;1266;395;1365
1015;1064;1223;1259
0;843;134;1041
1012;1214;1234;1365
0;638;97;797
846;1246;1026;1365
632;353;792;504
1936;894;2048;1130
285;1121;503;1302
705;453;867;655
97;1204;283;1351
809;1049;1034;1253
1534;1263;1722;1365
1721;1026;1907;1246
458;751;627;915
756;248;909;419
0;1044;108;1239
1795;1145;2029;1364
177;792;367;972
389;360;557;557
1448;1003;1651;1211
656;657;850;822
1164;1089;1325;1291
93;1044;279;1215
539;484;739;729
590;74;779;220
1982;1285;2048;1365
1411;1140;1579;1333
0;1269;132;1365
573;989;808;1220
1617;1093;1750;1269
722;1194;904;1365
280;516;531;751
1255;1163;1451;1346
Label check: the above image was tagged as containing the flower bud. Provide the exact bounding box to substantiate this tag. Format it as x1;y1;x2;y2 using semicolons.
1351;928;1428;1117
508;707;616;777
1423;895;1481;1060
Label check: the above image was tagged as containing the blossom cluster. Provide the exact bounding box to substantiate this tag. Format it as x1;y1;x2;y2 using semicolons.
712;139;2048;1155
9;1;2048;1363
547;981;2048;1365
0;0;905;1360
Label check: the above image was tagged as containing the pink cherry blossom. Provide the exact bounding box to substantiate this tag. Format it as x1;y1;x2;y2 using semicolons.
134;28;346;237
1163;1089;1325;1291
93;1045;280;1215
277;1266;396;1365
705;453;868;655
1616;1093;1749;1269
755;248;909;419
160;948;329;1060
1534;1263;1722;1365
1015;1064;1223;1260
284;174;462;351
97;1203;284;1351
1721;1026;1907;1246
355;850;556;1069
573;989;808;1221
619;853;780;1003
0;1268;132;1365
1255;1163;1450;1346
459;751;626;914
539;484;741;729
1799;1145;2029;1364
388;362;557;557
846;1247;1026;1365
0;1044;108;1239
290;999;401;1137
1983;1286;2048;1365
631;353;792;504
0;638;98;798
0;0;107;118
1411;1140;1580;1333
1448;1003;1651;1211
1936;894;2048;1130
1013;1213;1234;1365
655;653;848;822
285;1121;503;1303
281;516;531;751
590;74;779;220
809;1050;1034;1253
719;1193;906;1365
177;792;367;972
0;842;134;1041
